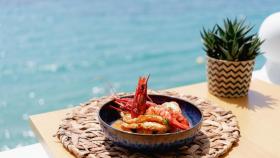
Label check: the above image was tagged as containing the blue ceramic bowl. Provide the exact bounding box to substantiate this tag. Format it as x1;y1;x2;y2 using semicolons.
98;94;203;151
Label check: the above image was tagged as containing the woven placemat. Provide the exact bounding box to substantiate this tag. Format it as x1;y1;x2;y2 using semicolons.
56;91;240;158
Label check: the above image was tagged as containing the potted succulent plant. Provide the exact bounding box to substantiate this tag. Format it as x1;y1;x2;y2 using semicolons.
201;18;263;97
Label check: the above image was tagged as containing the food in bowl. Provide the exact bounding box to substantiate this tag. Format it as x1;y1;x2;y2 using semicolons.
98;75;202;151
110;76;190;134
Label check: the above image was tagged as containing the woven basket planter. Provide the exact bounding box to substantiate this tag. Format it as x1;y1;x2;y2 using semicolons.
207;56;255;98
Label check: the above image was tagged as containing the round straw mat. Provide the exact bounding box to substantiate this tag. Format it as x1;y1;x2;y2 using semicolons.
56;90;240;158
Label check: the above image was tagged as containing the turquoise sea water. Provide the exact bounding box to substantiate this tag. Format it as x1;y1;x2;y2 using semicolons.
0;0;279;150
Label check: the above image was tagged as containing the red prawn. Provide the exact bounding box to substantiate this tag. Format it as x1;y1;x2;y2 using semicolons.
111;75;189;130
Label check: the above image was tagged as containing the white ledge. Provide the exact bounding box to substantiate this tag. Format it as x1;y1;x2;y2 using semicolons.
0;143;48;158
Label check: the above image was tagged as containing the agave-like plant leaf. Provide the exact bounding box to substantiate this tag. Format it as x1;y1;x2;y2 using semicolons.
201;18;263;61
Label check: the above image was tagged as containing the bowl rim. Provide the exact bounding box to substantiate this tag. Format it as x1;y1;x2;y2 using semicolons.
98;94;203;136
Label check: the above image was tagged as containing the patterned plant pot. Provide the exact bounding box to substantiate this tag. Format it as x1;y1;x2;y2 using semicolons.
207;56;255;98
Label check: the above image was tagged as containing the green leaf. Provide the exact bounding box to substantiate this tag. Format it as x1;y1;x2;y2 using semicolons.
200;17;262;61
163;119;169;125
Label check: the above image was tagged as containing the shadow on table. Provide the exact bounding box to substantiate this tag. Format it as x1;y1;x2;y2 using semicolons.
220;141;239;158
214;90;277;110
